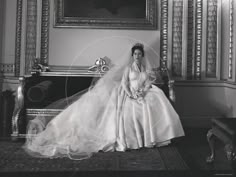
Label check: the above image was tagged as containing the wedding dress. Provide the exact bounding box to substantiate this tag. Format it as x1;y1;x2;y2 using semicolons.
24;47;185;160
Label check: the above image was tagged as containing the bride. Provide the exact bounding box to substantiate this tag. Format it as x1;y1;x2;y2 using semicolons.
24;43;185;160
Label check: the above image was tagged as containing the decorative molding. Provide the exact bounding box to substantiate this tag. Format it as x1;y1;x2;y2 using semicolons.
174;80;236;90
0;63;15;74
14;0;23;77
26;109;62;117
40;0;49;65
48;65;90;71
172;0;183;77
36;0;42;58
181;0;188;79
187;0;194;79
0;77;19;84
175;80;229;87
194;0;203;79
160;0;168;71
30;65;106;77
206;0;217;78
215;0;221;81
181;116;215;128
228;0;234;79
25;0;37;74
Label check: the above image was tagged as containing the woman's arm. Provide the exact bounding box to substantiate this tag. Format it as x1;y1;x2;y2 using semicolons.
143;70;155;93
143;82;152;93
121;67;132;97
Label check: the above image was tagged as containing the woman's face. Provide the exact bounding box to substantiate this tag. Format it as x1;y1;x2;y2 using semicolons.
133;49;143;62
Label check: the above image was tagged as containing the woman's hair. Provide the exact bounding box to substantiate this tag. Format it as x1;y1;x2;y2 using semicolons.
131;43;144;57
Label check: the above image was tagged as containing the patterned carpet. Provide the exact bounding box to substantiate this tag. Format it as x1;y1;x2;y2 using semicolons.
0;141;190;177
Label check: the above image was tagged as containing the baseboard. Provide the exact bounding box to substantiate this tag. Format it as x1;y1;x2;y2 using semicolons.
180;116;224;129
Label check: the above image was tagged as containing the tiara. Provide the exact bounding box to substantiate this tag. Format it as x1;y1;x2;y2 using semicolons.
133;43;144;48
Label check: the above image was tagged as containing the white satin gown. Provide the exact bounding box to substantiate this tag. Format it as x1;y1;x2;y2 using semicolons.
25;62;185;159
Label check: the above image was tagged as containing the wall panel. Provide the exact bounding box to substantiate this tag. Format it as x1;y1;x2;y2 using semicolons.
25;0;37;74
171;0;183;77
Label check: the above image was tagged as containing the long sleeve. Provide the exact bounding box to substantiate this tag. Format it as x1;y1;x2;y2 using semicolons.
121;67;132;97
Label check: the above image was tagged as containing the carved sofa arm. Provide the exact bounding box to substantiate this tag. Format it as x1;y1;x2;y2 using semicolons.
153;66;176;104
11;77;25;140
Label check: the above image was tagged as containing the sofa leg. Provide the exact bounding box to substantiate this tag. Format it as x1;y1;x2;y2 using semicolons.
206;129;215;163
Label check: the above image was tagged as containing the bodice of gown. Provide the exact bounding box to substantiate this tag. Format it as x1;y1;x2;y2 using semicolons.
128;65;148;94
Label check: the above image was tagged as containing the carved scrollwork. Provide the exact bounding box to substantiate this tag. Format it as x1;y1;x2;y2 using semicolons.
31;58;50;74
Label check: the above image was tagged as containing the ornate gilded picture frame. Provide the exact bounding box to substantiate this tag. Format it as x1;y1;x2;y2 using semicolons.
54;0;157;30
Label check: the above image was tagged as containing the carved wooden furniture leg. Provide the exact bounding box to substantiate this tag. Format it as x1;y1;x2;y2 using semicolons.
206;129;215;163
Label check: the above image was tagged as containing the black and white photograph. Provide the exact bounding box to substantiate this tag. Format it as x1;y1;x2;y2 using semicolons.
0;0;236;177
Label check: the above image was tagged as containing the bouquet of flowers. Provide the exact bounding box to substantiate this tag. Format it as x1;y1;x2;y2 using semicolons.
134;88;144;103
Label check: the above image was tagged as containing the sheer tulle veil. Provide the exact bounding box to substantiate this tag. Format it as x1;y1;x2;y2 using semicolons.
64;42;159;106
24;42;160;160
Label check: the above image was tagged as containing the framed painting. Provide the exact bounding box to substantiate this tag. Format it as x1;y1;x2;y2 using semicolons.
54;0;157;30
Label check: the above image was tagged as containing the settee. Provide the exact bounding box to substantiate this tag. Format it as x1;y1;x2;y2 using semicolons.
11;61;175;140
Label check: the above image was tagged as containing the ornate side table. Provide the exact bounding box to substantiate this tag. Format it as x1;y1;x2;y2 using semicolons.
206;118;236;163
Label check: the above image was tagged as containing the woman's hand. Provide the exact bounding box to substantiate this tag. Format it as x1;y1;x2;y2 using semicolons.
135;89;144;98
127;93;137;100
128;90;144;100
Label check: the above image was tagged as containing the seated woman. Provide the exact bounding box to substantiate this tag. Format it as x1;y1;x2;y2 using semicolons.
24;43;185;160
